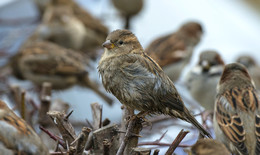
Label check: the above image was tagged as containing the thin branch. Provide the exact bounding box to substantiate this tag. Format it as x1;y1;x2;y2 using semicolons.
64;110;73;121
91;102;103;130
103;139;111;155
116;113;142;155
75;127;91;155
20;90;26;120
165;129;189;155
39;126;66;149
138;142;190;147
153;149;160;155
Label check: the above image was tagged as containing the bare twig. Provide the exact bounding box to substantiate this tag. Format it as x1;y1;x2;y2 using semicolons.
91;102;103;130
20;90;26;120
130;147;151;155
75;127;91;155
64;110;73;121
155;130;168;143
86;119;94;129
92;124;120;154
117;111;143;155
10;85;21;108
138;142;190;148
38;82;52;126
102;118;111;127
39;126;66;149
153;149;160;155
165;129;189;155
103;139;111;155
47;111;77;146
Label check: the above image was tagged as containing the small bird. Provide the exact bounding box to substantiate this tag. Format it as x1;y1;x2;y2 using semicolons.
213;63;260;155
185;50;224;111
145;21;203;82
10;41;113;105
190;139;230;155
34;0;108;59
236;55;260;90
0;100;49;154
111;0;143;29
98;29;211;138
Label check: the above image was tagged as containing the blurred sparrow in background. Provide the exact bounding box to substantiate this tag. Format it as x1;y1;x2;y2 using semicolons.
145;21;203;82
98;29;211;138
185;50;224;111
236;55;260;90
0;100;49;154
213;63;260;155
190;138;230;155
10;41;113;105
111;0;143;29
33;0;108;59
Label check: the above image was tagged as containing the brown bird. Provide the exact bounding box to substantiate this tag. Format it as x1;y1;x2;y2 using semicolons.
111;0;144;29
145;21;203;82
185;50;224;111
236;55;260;91
10;41;113;105
98;29;211;138
34;0;108;59
190;139;230;155
0;100;49;154
213;63;260;155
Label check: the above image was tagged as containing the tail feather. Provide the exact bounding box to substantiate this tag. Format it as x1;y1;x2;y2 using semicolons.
184;108;212;138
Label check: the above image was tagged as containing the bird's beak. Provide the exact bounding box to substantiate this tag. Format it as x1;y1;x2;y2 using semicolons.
201;60;210;72
102;40;115;49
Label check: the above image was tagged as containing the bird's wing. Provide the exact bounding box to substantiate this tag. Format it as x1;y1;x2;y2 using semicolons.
121;52;184;112
215;87;260;154
18;42;86;76
145;33;188;67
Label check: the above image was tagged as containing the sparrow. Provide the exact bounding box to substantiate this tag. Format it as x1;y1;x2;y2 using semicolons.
0;100;49;155
213;63;260;155
10;41;113;105
185;50;224;111
145;21;203;82
34;0;108;59
98;29;211;138
111;0;144;29
236;55;260;90
190;139;230;155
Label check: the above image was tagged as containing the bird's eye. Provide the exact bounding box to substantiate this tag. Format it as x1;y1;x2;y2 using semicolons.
119;40;124;45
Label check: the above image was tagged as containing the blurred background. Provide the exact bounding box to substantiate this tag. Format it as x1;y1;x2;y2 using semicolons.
0;0;260;154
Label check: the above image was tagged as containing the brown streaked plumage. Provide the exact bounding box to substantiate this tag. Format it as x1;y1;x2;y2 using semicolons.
10;41;113;105
145;21;203;82
34;0;108;59
236;55;260;90
213;63;260;155
0;100;49;154
190;139;230;155
98;29;211;138
111;0;143;29
185;50;224;111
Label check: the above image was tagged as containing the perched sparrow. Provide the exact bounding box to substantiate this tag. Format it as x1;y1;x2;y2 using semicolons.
145;21;203;82
34;0;108;59
98;29;211;138
185;50;224;111
213;63;260;155
10;41;113;105
111;0;143;29
236;55;260;90
0;100;49;154
190;139;230;155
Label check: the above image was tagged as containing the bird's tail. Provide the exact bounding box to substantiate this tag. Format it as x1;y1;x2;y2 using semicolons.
81;75;113;106
183;108;212;138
